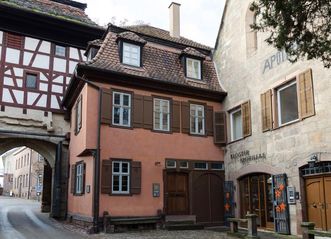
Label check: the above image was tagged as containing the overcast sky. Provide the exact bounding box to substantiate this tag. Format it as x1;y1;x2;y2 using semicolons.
80;0;226;48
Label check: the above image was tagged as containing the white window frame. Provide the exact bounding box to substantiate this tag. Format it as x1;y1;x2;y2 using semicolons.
75;163;83;194
179;161;189;169
55;45;66;57
230;108;243;142
112;161;130;194
166;160;176;169
122;42;141;67
194;162;208;170
153;98;170;131
277;81;299;127
186;58;201;80
190;104;205;135
210;162;224;171
112;92;131;127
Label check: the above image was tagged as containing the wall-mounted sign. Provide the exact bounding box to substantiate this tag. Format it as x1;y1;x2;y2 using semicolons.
263;49;288;74
230;150;266;165
153;183;160;197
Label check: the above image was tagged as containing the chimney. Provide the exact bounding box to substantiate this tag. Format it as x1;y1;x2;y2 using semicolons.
169;2;181;38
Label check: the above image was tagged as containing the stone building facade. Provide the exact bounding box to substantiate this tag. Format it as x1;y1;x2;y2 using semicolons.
214;0;331;235
10;147;44;200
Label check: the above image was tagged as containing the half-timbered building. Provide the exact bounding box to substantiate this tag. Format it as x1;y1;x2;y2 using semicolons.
0;0;103;218
63;3;227;232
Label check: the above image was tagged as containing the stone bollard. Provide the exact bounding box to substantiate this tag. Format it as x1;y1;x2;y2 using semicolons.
246;213;259;239
301;222;315;239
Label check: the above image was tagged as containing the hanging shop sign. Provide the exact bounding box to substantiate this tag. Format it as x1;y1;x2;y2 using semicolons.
230;150;266;165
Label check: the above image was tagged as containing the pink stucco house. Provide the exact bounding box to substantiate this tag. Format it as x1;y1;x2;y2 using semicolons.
62;3;227;232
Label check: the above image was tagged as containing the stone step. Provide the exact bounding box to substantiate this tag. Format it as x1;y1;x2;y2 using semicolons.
165;223;204;231
165;215;196;224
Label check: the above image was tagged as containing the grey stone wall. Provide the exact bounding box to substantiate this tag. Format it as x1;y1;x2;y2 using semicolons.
214;0;331;235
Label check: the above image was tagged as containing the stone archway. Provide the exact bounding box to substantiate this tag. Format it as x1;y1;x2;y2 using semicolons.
0;136;69;219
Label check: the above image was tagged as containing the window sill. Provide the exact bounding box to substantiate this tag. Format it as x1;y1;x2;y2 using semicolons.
121;63;145;72
228;137;246;145
109;193;131;196
273;118;300;130
110;124;133;130
185;78;206;84
189;132;207;138
152;129;172;134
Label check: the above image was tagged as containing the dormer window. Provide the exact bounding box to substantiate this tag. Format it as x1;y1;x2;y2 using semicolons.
87;47;98;61
122;42;141;67
186;58;201;80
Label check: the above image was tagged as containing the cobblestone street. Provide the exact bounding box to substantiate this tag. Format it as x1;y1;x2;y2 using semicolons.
93;230;232;239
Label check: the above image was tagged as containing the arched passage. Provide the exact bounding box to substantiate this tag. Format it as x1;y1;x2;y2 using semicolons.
0;136;69;219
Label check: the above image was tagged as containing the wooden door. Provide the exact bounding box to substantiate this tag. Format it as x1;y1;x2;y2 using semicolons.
306;177;326;230
324;177;331;231
165;172;189;215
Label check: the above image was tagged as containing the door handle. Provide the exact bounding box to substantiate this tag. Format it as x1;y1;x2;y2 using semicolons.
313;203;317;208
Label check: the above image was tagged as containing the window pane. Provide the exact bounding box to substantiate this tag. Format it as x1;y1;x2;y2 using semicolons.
122;175;128;191
55;45;66;57
194;162;207;169
166;160;176;168
232;110;243;140
113;162;120;173
179;161;188;168
123;108;129;125
122;163;128;173
162;113;168;130
162;101;169;113
279;83;299;125
190;116;196;132
123;95;130;106
154;112;160;129
211;163;224;170
198;117;204;133
113;175;119;191
154;99;161;112
122;43;140;67
26;74;37;88
113;107;120;124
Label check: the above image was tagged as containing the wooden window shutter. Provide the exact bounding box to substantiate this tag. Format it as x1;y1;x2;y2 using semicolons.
6;33;22;49
214;111;226;144
299;69;315;119
171;100;180;133
206;106;214;136
101;160;112;194
70;165;76;194
133;94;144;128
82;162;86;194
143;96;153;129
130;161;141;194
181;102;190;134
74;104;78;135
78;97;82;131
241;101;251;137
101;88;112;124
261;90;273;132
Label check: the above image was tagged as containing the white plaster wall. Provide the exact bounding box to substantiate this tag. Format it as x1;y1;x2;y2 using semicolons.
69;47;79;60
32;55;50;69
39;41;51;53
24;37;39;51
0;31;3;44
213;0;331;235
23;52;33;66
5;48;20;64
53;58;66;73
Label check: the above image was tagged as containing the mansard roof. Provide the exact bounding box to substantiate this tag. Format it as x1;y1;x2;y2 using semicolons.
63;25;226;108
0;0;97;26
113;24;212;52
116;31;147;45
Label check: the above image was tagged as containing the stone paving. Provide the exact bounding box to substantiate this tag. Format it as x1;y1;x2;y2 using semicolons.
93;230;234;239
